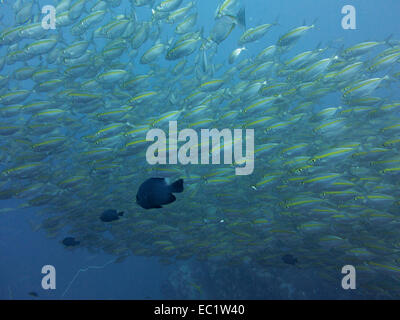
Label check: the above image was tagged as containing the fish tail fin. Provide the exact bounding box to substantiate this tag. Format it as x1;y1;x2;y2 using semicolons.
381;75;393;89
170;179;184;193
385;34;394;47
118;211;124;216
199;26;205;42
273;14;280;26
311;18;319;27
236;6;246;29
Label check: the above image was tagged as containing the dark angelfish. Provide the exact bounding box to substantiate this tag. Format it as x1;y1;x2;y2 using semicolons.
136;178;184;209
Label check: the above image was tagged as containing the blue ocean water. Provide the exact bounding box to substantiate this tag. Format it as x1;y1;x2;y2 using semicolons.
1;0;400;299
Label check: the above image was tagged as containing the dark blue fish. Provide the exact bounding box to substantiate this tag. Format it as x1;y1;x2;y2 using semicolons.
282;254;298;265
136;178;184;209
100;209;124;222
62;237;80;247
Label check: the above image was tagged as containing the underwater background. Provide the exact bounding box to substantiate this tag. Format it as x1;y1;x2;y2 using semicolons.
1;0;400;299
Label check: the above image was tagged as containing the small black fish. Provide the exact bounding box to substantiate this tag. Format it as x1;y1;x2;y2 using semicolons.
28;292;38;297
100;209;124;222
136;178;184;209
62;237;80;247
282;254;298;265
